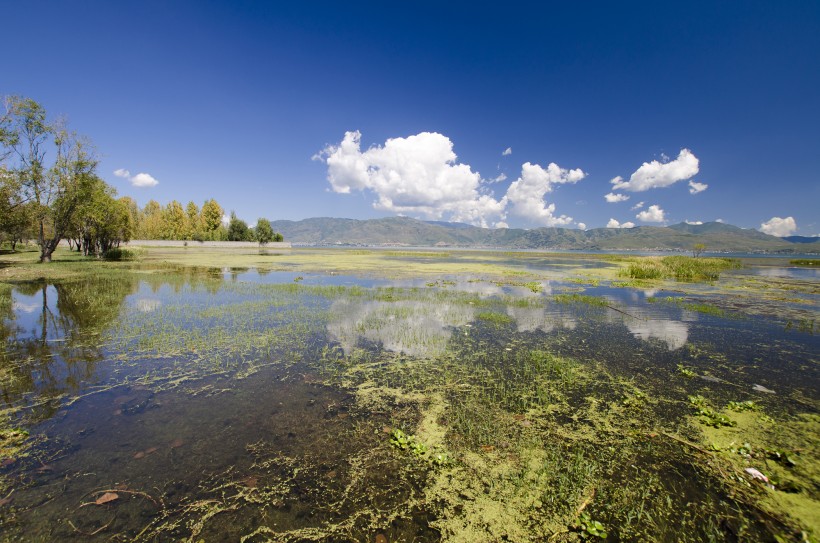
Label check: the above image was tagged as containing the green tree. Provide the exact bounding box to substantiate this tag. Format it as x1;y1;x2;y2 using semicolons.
140;199;163;239
200;198;224;239
255;218;274;245
161;200;189;240
692;243;706;258
186;201;201;239
0;167;33;249
227;211;252;241
1;97;98;262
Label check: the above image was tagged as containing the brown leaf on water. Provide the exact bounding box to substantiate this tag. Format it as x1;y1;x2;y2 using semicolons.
94;492;119;505
0;496;12;507
170;439;184;449
133;451;145;459
144;447;158;455
114;483;128;490
241;476;258;488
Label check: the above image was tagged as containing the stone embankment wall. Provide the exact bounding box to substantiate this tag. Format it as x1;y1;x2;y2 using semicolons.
124;240;292;248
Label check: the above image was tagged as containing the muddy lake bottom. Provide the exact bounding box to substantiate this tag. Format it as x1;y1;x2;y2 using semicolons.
0;253;818;542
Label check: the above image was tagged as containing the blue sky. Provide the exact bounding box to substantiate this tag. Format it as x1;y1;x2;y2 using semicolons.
4;1;819;235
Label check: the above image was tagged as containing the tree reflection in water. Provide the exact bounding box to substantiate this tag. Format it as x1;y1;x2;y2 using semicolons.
0;277;136;422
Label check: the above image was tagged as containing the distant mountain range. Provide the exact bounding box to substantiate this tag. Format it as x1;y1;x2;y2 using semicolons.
269;217;819;253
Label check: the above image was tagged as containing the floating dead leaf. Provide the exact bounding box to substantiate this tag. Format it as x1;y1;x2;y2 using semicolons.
1;458;15;468
241;476;258;488
381;426;392;434
144;447;159;455
170;439;184;449
113;409;122;416
114;483;128;490
133;451;145;459
327;470;337;479
0;496;12;507
374;533;388;543
35;464;53;473
94;492;119;505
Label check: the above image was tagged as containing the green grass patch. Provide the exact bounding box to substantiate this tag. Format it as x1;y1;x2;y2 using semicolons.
790;259;819;266
621;256;741;282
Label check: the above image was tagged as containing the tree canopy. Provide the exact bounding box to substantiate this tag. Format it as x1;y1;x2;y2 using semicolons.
1;97;284;259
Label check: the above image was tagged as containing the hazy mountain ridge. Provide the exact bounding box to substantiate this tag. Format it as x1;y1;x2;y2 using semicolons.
269;217;819;253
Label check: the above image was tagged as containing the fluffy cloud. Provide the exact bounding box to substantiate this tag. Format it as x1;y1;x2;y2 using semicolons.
607;218;636;229
760;216;797;237
688;180;708;194
113;168;159;187
636;204;666;223
685;220;703;225
316;131;505;227
316;131;584;228
631;201;645;210
604;192;630;203
504;162;586;226
502;147;512;156
611;149;699;192
130;173;159;187
577;222;587;230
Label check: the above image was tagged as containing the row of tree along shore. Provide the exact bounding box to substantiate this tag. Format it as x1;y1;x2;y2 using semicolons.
1;97;282;262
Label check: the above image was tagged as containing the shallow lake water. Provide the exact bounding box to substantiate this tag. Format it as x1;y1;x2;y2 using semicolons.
0;258;817;542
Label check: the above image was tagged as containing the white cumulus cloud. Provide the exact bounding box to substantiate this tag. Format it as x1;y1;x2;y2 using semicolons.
611;149;699;192
577;222;586;230
636;204;666;223
607;218;636;229
130;173;159;187
316;131;585;228
604;192;630;203
688;180;708;194
760;216;797;237
504;162;586;226
685;220;703;225
502;147;512;156
315;131;505;228
114;168;159;187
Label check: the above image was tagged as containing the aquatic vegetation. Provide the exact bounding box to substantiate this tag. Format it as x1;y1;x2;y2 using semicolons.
577;512;608;539
475;311;514;325
727;400;760;412
790;259;819;266
677;364;697;378
648;295;731;317
0;248;817;541
622;255;741;282
552;293;610;307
